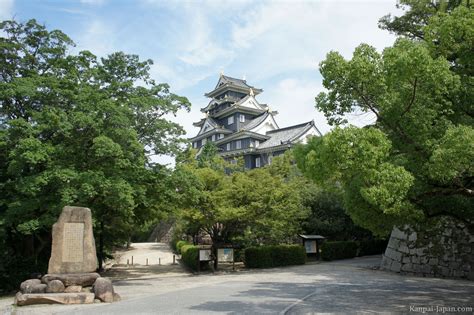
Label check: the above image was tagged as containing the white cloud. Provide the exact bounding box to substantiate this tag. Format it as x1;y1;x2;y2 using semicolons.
178;13;234;67
80;0;106;5
261;78;331;134
0;0;13;20
74;19;116;57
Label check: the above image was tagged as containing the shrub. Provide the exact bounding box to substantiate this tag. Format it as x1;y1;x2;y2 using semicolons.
176;240;191;254
180;245;199;271
320;241;358;261
358;239;388;256
244;245;306;269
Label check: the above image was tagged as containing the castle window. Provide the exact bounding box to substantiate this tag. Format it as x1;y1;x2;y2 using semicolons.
240;114;245;123
227;143;231;151
236;140;242;149
212;134;216;141
219;134;224;139
256;157;261;168
228;116;234;125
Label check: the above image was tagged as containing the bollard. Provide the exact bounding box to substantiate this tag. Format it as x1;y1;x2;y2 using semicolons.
131;256;134;266
127;259;129;266
159;258;161;265
146;258;148;266
173;255;176;264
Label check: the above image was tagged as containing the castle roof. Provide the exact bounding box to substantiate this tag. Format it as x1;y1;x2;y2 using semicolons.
258;121;318;149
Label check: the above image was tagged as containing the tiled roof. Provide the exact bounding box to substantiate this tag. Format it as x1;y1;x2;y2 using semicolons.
218;75;253;89
241;112;269;130
258;121;313;149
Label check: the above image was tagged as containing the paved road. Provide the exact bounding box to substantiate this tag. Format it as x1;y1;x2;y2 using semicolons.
8;255;474;314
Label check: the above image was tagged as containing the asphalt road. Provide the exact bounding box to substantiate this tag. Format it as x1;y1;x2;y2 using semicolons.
9;255;473;315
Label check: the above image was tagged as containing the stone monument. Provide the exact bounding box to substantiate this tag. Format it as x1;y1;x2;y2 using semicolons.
48;206;97;274
15;206;120;306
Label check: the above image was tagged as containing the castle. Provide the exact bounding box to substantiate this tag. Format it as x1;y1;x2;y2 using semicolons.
190;74;322;168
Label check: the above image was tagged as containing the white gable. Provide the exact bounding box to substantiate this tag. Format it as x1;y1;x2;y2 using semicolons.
250;114;279;135
198;119;216;135
238;95;264;110
295;126;320;144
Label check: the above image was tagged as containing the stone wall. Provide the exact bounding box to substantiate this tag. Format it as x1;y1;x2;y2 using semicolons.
381;217;474;280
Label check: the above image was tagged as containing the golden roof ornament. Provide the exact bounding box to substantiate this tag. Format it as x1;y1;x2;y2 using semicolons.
249;88;254;96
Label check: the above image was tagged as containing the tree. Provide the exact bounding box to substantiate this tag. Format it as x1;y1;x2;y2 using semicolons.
295;2;473;236
174;150;309;247
0;18;190;285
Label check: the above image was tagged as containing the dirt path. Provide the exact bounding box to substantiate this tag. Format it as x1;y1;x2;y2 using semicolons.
103;242;186;281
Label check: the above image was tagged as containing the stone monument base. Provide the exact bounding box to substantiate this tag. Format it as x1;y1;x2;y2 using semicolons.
42;273;100;287
15;292;95;306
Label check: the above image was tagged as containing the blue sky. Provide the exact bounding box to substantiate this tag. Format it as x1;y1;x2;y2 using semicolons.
1;0;400;165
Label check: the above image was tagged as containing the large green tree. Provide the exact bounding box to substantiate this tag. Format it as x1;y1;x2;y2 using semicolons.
0;19;190;286
174;147;308;247
295;1;473;236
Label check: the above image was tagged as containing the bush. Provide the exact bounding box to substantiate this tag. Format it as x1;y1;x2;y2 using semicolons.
244;245;306;269
320;241;358;261
176;240;191;254
358;239;388;256
180;245;199;271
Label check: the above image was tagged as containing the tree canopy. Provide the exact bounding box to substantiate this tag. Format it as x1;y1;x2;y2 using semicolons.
295;1;473;236
174;147;309;247
0;18;190;285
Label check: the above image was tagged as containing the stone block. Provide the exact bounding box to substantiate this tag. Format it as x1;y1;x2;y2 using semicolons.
65;285;82;293
48;206;97;274
401;263;412;272
93;278;114;303
42;273;100;287
391;227;407;240
387;238;399;250
399;244;409;254
428;258;438;266
411;255;420;264
20;279;46;294
46;280;65;293
390;261;401;272
381;256;392;269
402;256;411;264
408;232;417;242
15;292;95;306
385;248;402;262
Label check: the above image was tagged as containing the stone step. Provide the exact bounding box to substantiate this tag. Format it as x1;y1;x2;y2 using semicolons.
15;292;95;306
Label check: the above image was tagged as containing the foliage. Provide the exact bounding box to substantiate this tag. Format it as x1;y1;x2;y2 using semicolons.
244;245;306;268
320;241;358;261
300;184;373;241
176;240;192;254
295;2;473;236
357;239;389;257
180;245;205;271
174;151;309;247
0;18;190;287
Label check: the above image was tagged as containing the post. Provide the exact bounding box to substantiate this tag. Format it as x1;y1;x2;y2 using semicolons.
159;258;161;265
127;259;129;267
173;255;176;265
197;250;200;273
146;258;148;266
131;256;134;266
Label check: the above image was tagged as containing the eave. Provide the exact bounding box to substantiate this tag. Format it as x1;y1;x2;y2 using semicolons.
211;105;266;119
205;83;263;98
188;128;233;142
212;131;269;146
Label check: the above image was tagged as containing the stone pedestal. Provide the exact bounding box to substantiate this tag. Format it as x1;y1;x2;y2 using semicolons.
15;206;120;306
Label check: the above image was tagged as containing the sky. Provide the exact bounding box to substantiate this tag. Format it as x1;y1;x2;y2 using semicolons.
1;0;401;166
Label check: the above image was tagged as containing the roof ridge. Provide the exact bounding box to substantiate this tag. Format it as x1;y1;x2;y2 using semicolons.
266;121;313;134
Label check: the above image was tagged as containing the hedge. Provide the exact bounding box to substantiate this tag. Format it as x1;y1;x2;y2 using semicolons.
244;245;306;269
180;245;199;271
320;241;358;261
176;240;192;254
357;239;388;257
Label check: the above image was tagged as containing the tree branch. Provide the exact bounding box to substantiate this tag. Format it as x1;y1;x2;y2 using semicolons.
400;77;417;117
